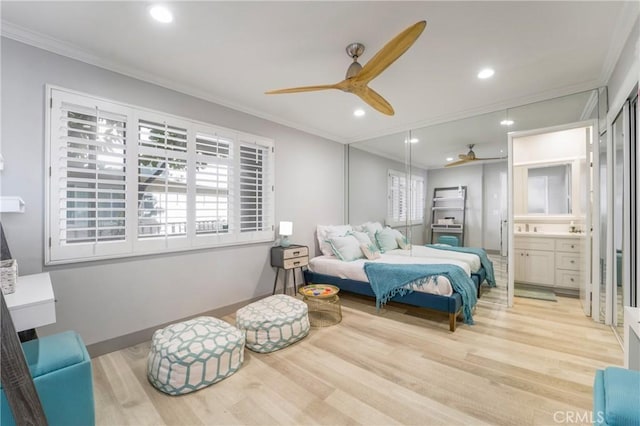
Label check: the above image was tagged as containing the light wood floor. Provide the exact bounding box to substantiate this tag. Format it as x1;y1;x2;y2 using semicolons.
93;293;622;426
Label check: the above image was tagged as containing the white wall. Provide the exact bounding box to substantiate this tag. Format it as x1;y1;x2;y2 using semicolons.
426;164;483;247
0;38;344;345
348;147;427;244
513;127;587;164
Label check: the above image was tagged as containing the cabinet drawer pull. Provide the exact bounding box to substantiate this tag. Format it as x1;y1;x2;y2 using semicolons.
570;260;575;264
571;245;575;249
570;278;574;282
293;261;300;266
293;251;300;255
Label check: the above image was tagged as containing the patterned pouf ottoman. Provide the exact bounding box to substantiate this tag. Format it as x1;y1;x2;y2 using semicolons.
147;316;244;395
236;294;310;353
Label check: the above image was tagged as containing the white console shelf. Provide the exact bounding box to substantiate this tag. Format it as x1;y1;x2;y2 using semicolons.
0;196;25;213
4;272;56;332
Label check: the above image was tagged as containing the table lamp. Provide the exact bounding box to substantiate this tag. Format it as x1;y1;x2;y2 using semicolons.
279;221;293;247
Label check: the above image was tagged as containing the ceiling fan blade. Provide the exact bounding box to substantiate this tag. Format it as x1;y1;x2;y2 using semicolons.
445;159;471;167
265;83;340;95
355;20;427;84
476;156;507;161
353;86;394;116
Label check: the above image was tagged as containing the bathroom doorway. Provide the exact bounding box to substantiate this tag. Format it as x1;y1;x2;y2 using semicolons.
508;121;594;314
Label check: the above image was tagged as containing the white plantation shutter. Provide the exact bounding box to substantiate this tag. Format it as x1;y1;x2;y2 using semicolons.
409;175;425;224
49;92;132;262
387;169;424;226
237;135;274;242
387;170;407;226
47;87;275;264
136;117;189;252
194;130;234;242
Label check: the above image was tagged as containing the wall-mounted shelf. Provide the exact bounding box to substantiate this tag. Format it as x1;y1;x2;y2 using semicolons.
0;197;25;213
430;186;467;245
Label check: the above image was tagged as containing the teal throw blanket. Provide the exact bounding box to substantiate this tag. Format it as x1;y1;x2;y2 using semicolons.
426;244;496;287
363;263;477;324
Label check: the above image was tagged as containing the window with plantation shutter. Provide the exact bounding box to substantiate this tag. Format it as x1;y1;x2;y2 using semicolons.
387;169;425;227
47;86;274;264
409;175;425;224
136;117;189;250
239;143;266;232
49;93;132;262
194;130;233;238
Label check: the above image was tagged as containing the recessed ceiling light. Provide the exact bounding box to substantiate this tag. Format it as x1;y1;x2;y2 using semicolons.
353;108;365;117
446;157;454;162
477;68;495;79
500;119;514;126
150;5;173;23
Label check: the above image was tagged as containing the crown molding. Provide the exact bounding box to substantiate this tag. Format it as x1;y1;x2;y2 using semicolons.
0;21;346;144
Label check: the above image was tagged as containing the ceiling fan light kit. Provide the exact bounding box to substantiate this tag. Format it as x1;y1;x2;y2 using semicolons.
265;20;427;116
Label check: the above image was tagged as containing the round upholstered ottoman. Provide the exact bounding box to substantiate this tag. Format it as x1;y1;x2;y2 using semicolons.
147;316;244;395
236;294;310;353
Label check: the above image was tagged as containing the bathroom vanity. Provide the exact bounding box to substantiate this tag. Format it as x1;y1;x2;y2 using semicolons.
514;233;583;293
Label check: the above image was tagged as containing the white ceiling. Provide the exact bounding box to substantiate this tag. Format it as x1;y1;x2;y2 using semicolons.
353;88;596;169
1;1;637;145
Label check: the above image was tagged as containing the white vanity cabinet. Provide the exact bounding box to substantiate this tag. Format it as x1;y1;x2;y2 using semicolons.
514;237;555;286
554;238;581;289
514;234;582;290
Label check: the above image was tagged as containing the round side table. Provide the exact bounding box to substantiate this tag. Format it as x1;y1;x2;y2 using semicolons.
298;284;342;327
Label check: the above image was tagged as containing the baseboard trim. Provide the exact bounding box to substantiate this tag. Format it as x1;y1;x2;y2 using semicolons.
86;293;271;358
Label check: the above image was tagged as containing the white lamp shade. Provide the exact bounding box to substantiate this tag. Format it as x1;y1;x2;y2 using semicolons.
279;221;293;236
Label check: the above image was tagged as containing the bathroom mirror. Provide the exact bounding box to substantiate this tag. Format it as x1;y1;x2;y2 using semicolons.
526;163;572;215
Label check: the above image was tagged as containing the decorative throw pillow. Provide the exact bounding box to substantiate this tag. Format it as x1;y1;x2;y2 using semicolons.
349;230;374;246
360;243;381;260
397;235;412;250
326;235;364;261
357;222;383;246
316;224;352;256
375;227;399;253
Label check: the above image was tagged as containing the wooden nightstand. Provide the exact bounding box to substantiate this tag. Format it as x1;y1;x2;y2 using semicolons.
271;245;309;295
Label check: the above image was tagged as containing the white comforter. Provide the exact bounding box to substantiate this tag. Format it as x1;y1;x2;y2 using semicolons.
308;254;473;297
385;246;482;273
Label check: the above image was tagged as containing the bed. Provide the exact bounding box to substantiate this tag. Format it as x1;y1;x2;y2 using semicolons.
384;245;490;297
304;254;479;331
311;223;485;331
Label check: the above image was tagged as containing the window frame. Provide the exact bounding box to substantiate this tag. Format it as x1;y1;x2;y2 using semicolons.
45;85;275;265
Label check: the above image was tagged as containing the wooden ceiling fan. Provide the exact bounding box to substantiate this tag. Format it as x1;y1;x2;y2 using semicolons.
265;20;427;116
445;144;505;167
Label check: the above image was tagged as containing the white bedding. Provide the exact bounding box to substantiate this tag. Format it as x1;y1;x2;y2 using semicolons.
308;254;473;297
386;246;482;273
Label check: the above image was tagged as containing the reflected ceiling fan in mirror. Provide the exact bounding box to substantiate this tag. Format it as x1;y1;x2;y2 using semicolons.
265;20;427;116
445;144;505;167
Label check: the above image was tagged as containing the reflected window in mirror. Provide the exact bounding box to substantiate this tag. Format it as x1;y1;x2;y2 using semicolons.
527;164;571;214
387;169;425;226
